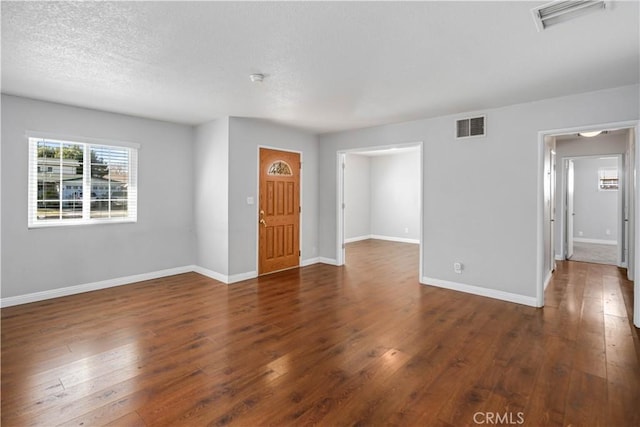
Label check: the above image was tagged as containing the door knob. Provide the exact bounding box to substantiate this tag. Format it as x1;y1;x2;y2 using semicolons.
259;218;267;227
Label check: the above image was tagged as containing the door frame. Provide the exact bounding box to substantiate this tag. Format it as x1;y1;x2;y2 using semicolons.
550;146;557;273
566;158;575;260
536;120;639;328
336;141;424;281
256;145;304;275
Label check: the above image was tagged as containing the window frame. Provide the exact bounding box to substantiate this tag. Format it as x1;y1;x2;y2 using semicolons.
27;134;139;228
598;166;619;192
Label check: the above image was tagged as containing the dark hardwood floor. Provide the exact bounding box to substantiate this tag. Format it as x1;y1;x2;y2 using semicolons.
2;239;639;426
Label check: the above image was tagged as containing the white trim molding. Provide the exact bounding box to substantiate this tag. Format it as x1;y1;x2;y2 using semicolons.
192;266;258;284
1;265;194;308
421;276;539;308
1;260;345;307
345;235;420;245
573;237;617;245
228;271;258;284
300;257;320;267
192;265;228;284
370;235;420;245
344;235;371;243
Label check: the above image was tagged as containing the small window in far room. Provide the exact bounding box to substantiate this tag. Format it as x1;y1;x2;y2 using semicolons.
28;136;138;228
598;167;618;191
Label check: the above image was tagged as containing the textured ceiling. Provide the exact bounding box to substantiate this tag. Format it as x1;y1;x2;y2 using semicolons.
2;1;638;134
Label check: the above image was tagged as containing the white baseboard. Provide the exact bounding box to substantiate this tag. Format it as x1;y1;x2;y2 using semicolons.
300;257;320;267
1;265;195;308
421;276;538;307
573;238;617;245
555;254;564;261
370;235;420;245
344;235;420;245
192;266;257;284
192;265;228;283
344;235;371;243
2;258;341;307
228;271;258;284
318;257;339;266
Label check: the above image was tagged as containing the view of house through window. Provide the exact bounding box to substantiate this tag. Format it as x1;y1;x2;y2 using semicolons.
28;137;138;227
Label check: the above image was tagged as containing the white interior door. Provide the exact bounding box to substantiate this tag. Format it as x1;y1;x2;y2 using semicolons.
566;159;575;259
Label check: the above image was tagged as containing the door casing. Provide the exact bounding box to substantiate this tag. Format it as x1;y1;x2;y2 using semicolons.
537;120;639;329
336;142;424;282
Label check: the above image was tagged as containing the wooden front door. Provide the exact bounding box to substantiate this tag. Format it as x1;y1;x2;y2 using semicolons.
259;148;300;275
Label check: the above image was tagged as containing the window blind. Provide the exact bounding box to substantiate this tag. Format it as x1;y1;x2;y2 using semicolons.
27;137;138;228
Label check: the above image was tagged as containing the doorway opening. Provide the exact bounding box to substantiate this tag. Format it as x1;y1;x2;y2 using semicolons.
563;154;623;266
336;143;423;280
538;121;639;328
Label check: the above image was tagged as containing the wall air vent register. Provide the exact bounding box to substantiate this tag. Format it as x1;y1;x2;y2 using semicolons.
456;116;486;139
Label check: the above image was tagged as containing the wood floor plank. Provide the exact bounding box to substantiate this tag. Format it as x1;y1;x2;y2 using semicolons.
2;241;638;426
523;336;574;426
563;369;608;426
103;411;147;427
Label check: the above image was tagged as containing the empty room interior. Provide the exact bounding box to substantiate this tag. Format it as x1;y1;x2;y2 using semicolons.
1;1;639;426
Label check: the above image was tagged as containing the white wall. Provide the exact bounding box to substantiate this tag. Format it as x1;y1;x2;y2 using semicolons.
572;157;618;242
194;118;229;275
228;117;319;276
370;151;420;241
344;153;371;240
318;85;639;304
1;95;195;299
193;117;319;279
554;132;628;257
2;85;638;310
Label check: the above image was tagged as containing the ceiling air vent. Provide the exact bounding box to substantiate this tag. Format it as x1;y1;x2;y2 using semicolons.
531;1;609;32
456;116;485;139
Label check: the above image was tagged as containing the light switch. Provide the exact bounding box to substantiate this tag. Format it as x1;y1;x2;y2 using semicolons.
247;197;254;205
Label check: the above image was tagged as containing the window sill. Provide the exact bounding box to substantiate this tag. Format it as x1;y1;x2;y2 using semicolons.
28;218;137;229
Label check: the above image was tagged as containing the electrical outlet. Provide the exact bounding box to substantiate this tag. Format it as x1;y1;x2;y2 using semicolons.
404;227;409;234
606;229;611;235
454;262;463;274
578;231;583;236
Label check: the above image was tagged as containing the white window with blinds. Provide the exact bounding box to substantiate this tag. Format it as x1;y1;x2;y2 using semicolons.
598;166;618;191
27;135;138;228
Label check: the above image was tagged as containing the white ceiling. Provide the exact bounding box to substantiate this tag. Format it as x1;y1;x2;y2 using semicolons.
2;1;638;134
